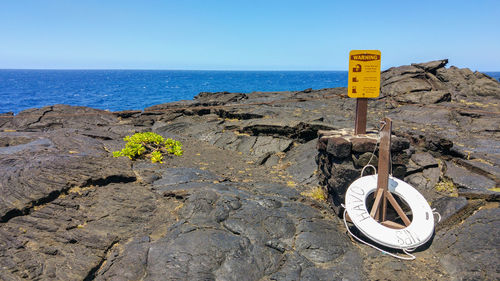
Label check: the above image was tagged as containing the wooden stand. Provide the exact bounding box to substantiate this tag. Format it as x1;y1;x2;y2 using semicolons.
369;118;410;229
355;98;368;135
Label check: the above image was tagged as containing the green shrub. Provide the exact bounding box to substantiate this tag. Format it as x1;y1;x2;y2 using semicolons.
113;132;183;163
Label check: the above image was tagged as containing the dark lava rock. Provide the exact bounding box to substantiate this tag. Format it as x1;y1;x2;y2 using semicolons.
153;167;221;187
284;139;320;185
95;236;151;280
411;152;438;168
94;183;363;280
434;208;500;280
0;130;135;222
391;136;410;152
392;164;407;179
325;160;360;211
194;91;248;105
1;60;499;280
457;188;499;201
412;59;448;73
326;137;352;158
457;158;500;183
0;104;119;131
383;59;500;101
295;219;349;263
431;196;468;230
405;166;440;194
425;134;454;153
445;161;497;200
352;152;378;168
351;137;377;153
395;90;451;104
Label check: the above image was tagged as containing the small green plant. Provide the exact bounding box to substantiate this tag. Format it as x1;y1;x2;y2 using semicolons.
150;150;163;163
113;132;183;163
435;178;458;197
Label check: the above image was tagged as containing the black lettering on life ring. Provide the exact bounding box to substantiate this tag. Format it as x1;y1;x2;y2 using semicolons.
350;186;365;196
358;211;371;222
349;193;363;204
353;203;364;211
396;230;421;246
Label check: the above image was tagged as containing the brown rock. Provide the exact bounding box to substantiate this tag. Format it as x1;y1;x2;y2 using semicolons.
445;161;496;199
317;137;328;151
351;137;377;153
411;152;438;168
393;165;407;179
411;59;448;73
395;90;451;104
391;136;410;152
326;137;351;159
352;152;378;169
392;151;410;165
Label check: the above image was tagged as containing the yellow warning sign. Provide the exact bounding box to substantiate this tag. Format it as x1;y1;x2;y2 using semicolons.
348;50;381;98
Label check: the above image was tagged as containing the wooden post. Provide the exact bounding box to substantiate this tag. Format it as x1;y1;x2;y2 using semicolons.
354;98;368;135
378;117;391;221
370;117;391;220
369;118;411;227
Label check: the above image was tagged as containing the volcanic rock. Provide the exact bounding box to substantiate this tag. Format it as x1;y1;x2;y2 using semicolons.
0;59;499;280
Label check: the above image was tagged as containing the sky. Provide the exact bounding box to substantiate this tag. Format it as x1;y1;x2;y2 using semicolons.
1;0;499;71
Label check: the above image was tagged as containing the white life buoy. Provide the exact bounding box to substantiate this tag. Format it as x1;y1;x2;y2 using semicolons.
345;175;434;249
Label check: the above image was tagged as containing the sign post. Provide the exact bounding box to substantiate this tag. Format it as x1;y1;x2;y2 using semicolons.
348;50;381;135
355;98;368;135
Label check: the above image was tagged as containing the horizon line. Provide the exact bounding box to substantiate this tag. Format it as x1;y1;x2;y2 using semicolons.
1;67;499;72
1;66;500;73
0;68;349;72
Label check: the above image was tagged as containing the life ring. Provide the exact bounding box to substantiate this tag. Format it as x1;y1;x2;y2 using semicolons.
345;175;434;249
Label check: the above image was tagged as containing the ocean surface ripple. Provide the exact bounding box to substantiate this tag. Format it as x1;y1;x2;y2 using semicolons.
1;70;498;114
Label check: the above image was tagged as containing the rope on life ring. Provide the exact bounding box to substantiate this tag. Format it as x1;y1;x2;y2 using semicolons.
343;175;437;260
342;208;416;260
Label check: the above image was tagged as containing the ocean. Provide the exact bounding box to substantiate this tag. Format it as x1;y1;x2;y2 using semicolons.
0;70;499;114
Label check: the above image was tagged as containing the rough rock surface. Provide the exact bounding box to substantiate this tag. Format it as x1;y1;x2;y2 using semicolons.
316;130;412;213
0;60;498;280
433;207;500;281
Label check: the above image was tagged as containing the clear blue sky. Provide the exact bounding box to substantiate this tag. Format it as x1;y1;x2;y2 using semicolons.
1;0;499;71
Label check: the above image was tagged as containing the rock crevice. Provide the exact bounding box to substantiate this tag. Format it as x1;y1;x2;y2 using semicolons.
0;59;498;280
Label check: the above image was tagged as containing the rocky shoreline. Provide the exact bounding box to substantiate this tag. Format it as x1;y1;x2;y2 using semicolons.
0;60;499;280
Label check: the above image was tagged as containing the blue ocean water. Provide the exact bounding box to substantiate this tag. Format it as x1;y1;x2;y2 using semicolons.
0;70;348;114
0;70;499;114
